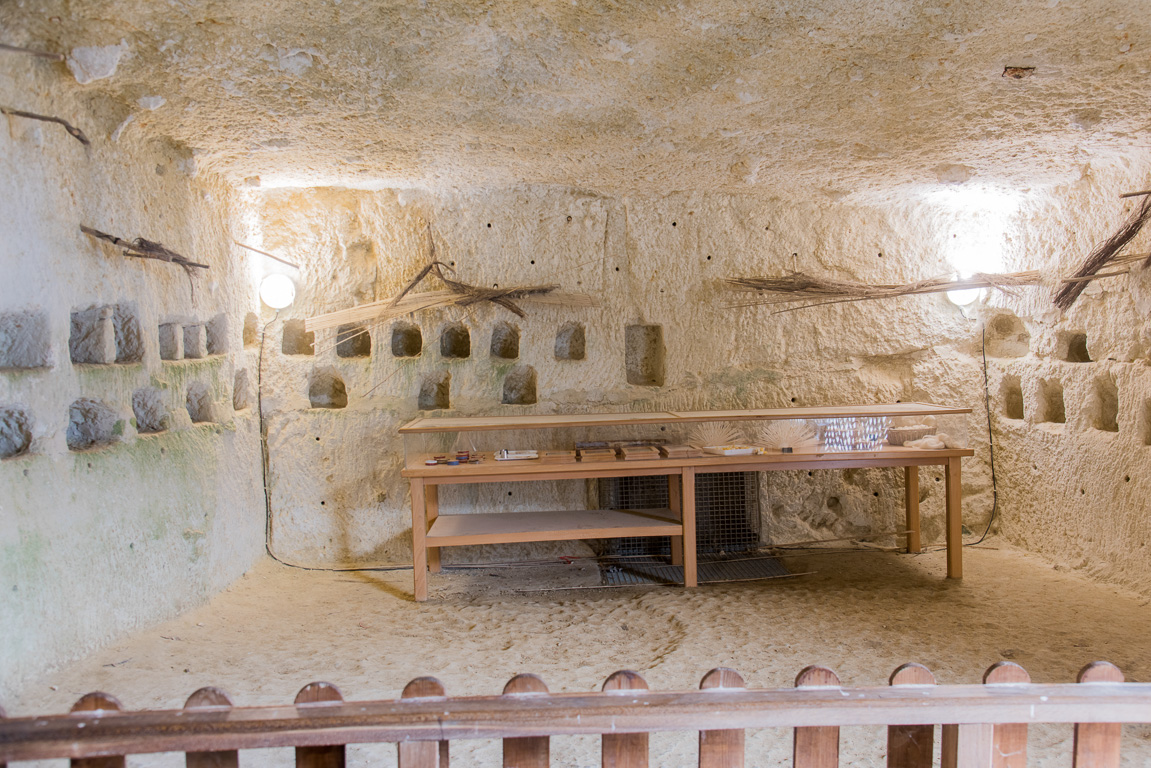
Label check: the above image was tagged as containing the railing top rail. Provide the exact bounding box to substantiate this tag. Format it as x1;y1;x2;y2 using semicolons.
3;681;1151;762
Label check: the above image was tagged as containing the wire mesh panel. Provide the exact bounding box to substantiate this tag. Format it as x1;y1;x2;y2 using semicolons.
595;472;760;557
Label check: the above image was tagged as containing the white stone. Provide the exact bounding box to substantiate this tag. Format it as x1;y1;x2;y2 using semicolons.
66;42;127;84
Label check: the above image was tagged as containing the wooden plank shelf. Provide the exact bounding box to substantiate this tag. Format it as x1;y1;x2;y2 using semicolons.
426;509;682;546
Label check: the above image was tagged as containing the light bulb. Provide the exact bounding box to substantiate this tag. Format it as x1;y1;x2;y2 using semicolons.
259;274;296;309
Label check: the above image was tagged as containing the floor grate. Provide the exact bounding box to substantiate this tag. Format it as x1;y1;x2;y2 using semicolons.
600;554;790;586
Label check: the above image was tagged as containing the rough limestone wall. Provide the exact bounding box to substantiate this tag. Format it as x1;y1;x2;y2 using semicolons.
257;186;997;571
0;57;266;697
972;158;1151;595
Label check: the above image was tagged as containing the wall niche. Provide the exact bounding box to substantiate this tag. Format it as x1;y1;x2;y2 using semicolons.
391;322;422;357
336;324;371;358
69;306;115;364
206;314;229;356
418;370;450;410
0;406;32;459
1038;379;1066;424
440;323;470;359
1143;399;1151;446
554;321;585;361
490;322;520;360
0;310;51;369
233;369;252;411
158;323;184;360
625;324;665;386
186;382;216;423
282;319;315;356
1057;331;1091;363
985;312;1030;358
1000;375;1025;420
132;387;170;434
309;369;348;409
183;324;206;359
502;365;538;405
66;398;118;450
1090;375;1119;432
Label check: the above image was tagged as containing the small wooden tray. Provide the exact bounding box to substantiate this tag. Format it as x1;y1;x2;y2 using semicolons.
620;445;661;461
578;448;618;462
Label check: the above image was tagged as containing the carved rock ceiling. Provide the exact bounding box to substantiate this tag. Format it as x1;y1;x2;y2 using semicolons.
4;1;1150;199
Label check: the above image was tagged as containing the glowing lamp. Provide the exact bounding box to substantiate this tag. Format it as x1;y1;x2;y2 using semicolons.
259;274;296;309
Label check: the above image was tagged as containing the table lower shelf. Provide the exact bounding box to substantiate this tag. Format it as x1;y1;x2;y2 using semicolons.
425;508;682;547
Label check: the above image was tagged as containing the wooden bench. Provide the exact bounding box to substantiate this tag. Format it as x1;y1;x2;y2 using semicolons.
2;661;1144;767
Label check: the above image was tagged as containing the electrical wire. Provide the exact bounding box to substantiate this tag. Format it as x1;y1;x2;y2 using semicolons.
965;324;999;546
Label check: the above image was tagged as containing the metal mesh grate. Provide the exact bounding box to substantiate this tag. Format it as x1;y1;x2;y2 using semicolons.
595;472;760;557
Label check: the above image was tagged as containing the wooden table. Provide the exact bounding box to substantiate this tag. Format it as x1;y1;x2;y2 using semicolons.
400;405;974;602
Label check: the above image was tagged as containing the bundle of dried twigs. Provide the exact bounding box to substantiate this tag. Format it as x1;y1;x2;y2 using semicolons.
727;270;1041;313
306;225;594;332
81;226;208;269
1054;193;1151;310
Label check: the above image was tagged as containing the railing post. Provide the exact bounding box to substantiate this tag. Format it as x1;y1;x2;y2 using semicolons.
886;663;935;768
602;670;649;768
1073;662;1124;768
294;682;345;768
793;666;840;768
983;661;1030;768
70;692;125;768
698;668;745;768
398;677;450;768
184;687;239;768
502;674;549;768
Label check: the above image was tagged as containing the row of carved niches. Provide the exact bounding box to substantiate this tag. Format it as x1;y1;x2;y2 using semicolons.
0;370;251;458
280;320;592;363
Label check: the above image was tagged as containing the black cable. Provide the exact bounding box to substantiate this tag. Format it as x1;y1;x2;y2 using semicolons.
966;324;998;546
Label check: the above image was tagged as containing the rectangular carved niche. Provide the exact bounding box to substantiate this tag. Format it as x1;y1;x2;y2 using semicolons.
1000;375;1024;420
1091;375;1118;432
0;310;50;369
1038;378;1066;424
69;306;115;364
625;324;665;386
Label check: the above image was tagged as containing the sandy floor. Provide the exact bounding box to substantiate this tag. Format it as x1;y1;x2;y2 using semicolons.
8;542;1151;767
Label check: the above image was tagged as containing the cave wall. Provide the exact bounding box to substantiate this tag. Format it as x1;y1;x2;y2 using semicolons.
0;59;267;697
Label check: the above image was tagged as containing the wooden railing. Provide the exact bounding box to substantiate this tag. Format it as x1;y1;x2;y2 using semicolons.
2;661;1148;767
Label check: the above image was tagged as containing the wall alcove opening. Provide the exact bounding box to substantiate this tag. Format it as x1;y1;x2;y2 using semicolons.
336;324;371;358
625;324;665;386
233;369;252;411
490;321;520;360
418;370;451;410
242;312;259;347
502;365;538;405
0;406;32;459
183;324;206;359
66;398;118;450
1057;331;1091;363
282;319;315;356
206;314;229;356
0;310;51;369
1091;375;1119;432
186;382;216;423
1038;379;1066;424
391;321;422;357
70;306;115;364
440;323;470;359
309;369;348;409
554;321;585;361
1001;375;1025;420
158;323;184;360
132;387;170;434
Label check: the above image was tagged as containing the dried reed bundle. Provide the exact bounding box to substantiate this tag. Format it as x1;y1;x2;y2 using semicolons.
727;270;1041;313
688;422;742;448
307;225;594;332
1054;194;1151;310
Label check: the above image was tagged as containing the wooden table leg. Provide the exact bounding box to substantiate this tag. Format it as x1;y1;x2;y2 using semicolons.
668;474;684;566
945;456;962;579
411;479;428;601
682;468;697;588
426;484;441;574
904;466;921;554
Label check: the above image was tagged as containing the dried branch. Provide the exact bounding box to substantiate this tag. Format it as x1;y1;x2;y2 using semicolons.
0;106;89;145
1054;194;1151;310
232;239;300;269
0;42;64;61
81;226;208;269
